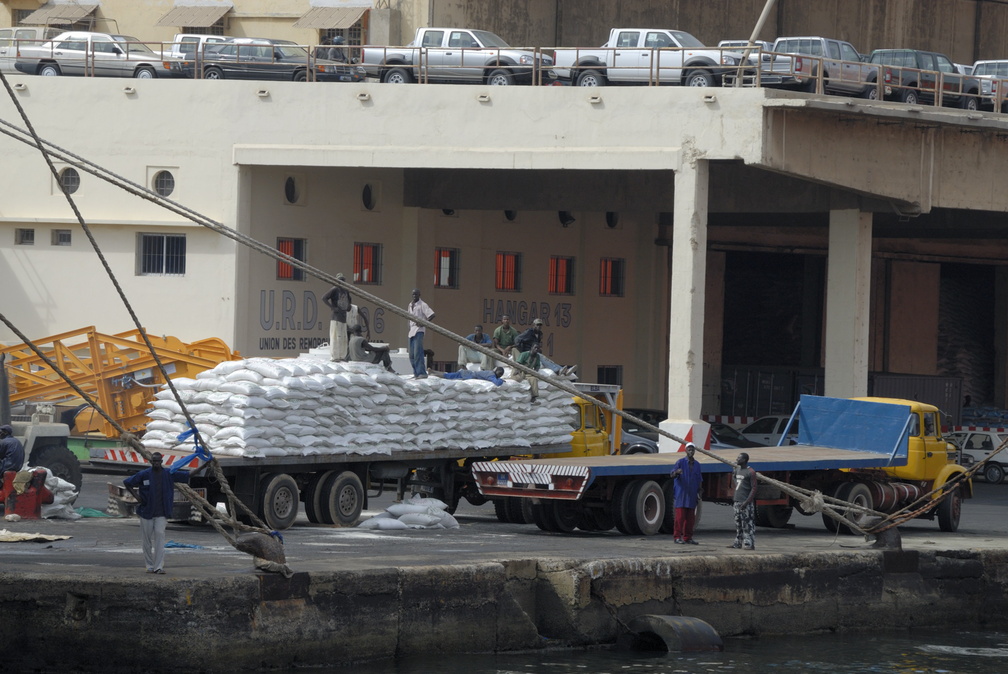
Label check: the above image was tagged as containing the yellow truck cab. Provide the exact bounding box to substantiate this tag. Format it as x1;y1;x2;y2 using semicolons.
542;383;624;459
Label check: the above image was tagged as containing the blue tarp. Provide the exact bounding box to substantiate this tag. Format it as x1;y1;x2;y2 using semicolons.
795;395;911;457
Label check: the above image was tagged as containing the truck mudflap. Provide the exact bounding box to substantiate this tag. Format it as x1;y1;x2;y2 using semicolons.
94;447;202;470
472;460;589;500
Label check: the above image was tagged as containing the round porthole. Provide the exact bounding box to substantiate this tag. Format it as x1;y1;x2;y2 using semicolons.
284;176;299;204
59;167;80;195
504;210;517;222
442;209;456;216
153;170;175;197
606;211;619;229
362;183;376;210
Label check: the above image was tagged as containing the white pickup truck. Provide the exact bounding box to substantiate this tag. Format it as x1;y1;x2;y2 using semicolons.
552;28;745;87
360;27;554;85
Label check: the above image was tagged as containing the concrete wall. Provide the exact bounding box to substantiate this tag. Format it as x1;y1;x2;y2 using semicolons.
2;549;1006;670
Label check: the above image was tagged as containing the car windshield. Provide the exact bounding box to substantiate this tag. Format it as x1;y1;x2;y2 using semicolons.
670;31;705;49
712;423;747;442
274;43;309;59
472;30;510;48
112;36;156;55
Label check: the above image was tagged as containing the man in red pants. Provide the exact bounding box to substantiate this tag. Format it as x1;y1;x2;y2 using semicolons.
670;442;704;544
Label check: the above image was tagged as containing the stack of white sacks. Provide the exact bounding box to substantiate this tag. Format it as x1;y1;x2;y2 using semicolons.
142;355;576;458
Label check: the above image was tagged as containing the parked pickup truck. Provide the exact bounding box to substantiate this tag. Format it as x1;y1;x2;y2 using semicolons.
970;59;1008;111
360;27;554;85
867;49;981;109
553;28;745;86
754;36;877;97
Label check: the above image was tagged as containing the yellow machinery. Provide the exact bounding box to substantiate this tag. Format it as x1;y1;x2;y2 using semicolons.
0;326;240;438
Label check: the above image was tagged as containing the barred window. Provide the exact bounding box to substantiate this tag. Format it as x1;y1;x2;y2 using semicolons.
277;237;306;281
354;242;382;284
59;167;80;195
599;257;625;297
51;229;71;246
138;233;186;276
15;228;34;245
548;256;575;295
495;251;522;292
434;247;460;289
152;170;175;197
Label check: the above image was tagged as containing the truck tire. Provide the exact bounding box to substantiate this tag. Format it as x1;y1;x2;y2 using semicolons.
529;503;555;531
984;463;1004;484
383;67;413;84
755;504;793;528
258;473;300;530
838;482;873;536
901;87;919;105
822;482;850;533
684;69;715;87
505;496;527;524
659;479;677;534
960;95;979;111
631;480;665;536
303;470;334;523
493;497;512;523
612;480;641;534
576;69;606;87
320;470;363;526
487;68;515;85
31;444;82;492
544;501;579;532
938;485;962;532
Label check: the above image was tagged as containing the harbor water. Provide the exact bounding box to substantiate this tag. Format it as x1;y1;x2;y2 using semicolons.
340;628;1008;674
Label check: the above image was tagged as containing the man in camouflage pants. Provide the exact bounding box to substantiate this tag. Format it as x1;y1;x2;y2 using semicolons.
730;452;757;550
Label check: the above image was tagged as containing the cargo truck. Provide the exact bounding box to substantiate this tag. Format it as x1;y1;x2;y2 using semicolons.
472;395;971;536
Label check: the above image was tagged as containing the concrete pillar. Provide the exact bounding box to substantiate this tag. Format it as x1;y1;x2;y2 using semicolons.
824;209;872;398
666;159;708;422
702;250;725;415
994;267;1008;408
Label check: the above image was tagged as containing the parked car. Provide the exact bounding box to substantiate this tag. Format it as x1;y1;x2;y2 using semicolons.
946;429;1008;483
718;39;773;61
709;422;762;448
176;37;365;82
970;59;1008;111
740;415;799;446
757;36;876;97
866;49;980;109
14;31;176;78
620;411;760;451
164;33;229;61
0;26;62;73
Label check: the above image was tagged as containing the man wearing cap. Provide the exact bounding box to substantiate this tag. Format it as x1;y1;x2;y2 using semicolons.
670;443;704;545
322;274;353;361
123;452;190;574
0;424;25;477
513;319;574;376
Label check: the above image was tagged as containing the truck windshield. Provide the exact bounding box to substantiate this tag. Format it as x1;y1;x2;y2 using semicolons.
472;30;510;49
670;31;704;49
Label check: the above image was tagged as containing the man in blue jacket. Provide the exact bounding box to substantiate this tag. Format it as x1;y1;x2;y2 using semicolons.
670;442;704;544
123;452;190;574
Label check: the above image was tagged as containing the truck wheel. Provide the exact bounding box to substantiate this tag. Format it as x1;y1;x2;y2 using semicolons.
861;81;879;100
938;485;962;532
383;67;412;84
960;95;979;111
984;463;1005;484
612;480;641;534
505;496;527;524
576;69;606;87
631;480;665;536
544;501;579;532
320;470;363;526
822;482;849;533
756;504;793;528
303;470;334;523
258;473;300;530
684;69;715;87
838;482;873;536
529;503;555;531
659;480;677;534
31;444;82;492
901;88;919;105
487;68;515;85
493;498;511;523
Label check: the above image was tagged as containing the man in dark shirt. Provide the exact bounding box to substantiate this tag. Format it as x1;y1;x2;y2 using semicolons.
730;452;757;550
123;452;190;574
513;319;573;376
347;324;395;372
322;274;352;361
0;424;25;476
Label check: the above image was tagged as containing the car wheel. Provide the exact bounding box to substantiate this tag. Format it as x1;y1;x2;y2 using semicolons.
901;88;919;105
293;69;307;82
487;68;515;85
984;463;1004;485
862;81;879;99
204;67;224;80
38;63;61;77
382;67;412;84
684;69;715;87
134;66;156;79
576;68;606;87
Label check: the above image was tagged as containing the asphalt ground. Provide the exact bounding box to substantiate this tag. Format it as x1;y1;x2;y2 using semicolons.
1;468;1006;579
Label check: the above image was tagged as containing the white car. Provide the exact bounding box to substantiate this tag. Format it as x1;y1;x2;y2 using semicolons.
740;415;799;446
14;31;176;78
946;430;1008;483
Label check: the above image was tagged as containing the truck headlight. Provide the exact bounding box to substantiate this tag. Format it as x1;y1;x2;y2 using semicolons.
722;56;739;66
520;55;534;65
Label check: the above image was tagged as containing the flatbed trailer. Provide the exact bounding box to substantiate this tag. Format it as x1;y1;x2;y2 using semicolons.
472;395;971;536
94;442;571;529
